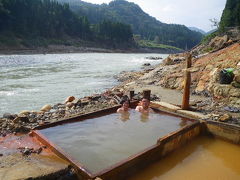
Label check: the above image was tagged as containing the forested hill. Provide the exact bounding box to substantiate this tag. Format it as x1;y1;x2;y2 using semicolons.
0;0;134;49
57;0;203;49
219;0;240;31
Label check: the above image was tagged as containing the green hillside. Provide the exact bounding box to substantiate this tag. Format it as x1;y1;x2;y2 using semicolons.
0;0;134;49
57;0;203;49
219;0;240;31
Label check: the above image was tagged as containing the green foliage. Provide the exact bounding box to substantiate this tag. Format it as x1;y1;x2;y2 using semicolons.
201;31;218;45
94;20;133;43
57;0;203;49
137;40;182;51
0;0;134;48
219;0;240;32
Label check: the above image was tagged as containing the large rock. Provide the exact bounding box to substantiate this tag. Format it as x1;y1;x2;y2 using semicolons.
19;110;31;116
209;35;228;50
64;96;75;104
3;113;17;120
40;104;52;112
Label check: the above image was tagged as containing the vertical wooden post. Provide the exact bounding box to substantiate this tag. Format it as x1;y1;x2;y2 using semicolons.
186;53;192;68
181;70;191;110
181;53;192;110
129;90;135;99
143;89;151;101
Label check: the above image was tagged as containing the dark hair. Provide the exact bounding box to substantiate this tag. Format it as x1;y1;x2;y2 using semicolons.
120;96;130;105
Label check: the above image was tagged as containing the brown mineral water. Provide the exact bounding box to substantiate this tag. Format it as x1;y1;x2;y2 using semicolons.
129;136;240;180
39;109;193;174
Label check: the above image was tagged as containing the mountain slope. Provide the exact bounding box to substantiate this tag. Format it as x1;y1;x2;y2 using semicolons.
57;0;203;49
220;0;240;31
188;27;206;34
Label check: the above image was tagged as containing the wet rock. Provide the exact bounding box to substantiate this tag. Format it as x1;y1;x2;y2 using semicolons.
3;113;17;120
64;96;75;104
219;113;232;122
91;95;102;101
40;104;52;112
143;63;151;66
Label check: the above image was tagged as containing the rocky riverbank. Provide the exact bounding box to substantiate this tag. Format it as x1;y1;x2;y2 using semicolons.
1;32;240;136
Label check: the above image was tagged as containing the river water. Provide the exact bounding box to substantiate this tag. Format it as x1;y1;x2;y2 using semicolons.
0;53;166;116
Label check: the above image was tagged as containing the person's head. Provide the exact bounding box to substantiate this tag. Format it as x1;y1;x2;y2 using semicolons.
141;98;150;109
120;98;130;111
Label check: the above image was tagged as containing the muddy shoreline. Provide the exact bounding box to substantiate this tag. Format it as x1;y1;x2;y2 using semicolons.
0;45;181;55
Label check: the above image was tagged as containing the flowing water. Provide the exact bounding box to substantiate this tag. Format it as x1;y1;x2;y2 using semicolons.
129;136;240;180
0;53;167;116
39;110;193;174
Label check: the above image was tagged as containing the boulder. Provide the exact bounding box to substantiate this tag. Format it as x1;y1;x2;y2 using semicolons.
3;113;17;120
209;35;228;50
64;96;75;104
19;110;31;116
40;104;52;112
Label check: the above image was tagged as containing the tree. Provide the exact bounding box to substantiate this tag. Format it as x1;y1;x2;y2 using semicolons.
209;18;219;29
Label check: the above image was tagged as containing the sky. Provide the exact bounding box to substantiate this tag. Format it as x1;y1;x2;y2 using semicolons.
83;0;227;32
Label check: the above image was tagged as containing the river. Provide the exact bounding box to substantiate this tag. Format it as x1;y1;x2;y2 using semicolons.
0;53;167;116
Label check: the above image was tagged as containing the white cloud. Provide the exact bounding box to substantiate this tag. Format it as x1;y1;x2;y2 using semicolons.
83;0;227;32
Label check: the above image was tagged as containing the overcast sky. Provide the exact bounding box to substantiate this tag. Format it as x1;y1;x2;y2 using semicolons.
83;0;227;32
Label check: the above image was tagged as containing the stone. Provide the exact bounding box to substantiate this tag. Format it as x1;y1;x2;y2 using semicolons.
229;88;240;97
13;115;29;123
209;35;228;50
19;110;31;116
213;85;231;97
234;74;240;83
66;102;74;108
40;104;52;112
3;113;17;120
64;96;75;104
232;81;240;88
143;63;151;66
163;56;174;65
218;113;232;122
